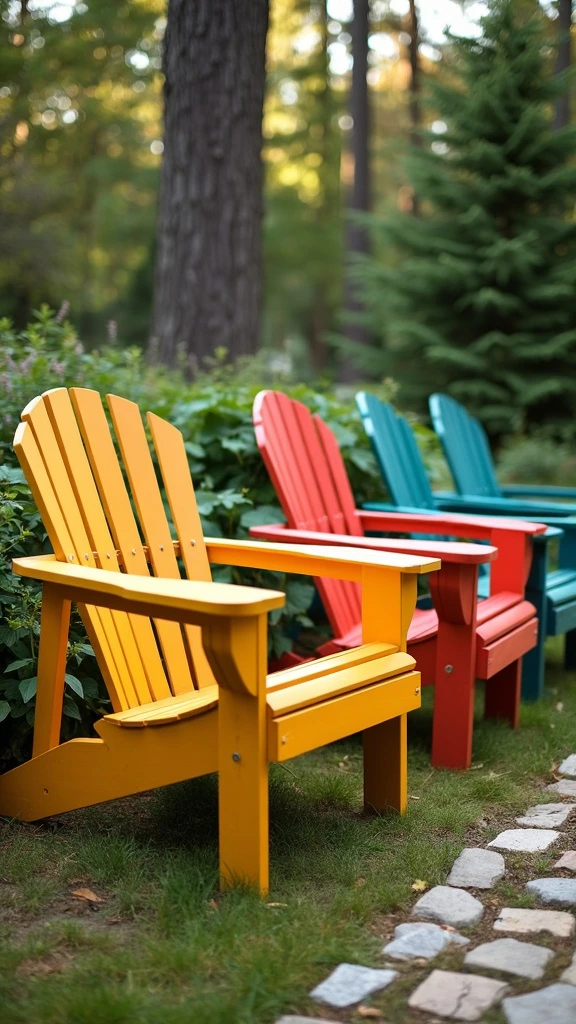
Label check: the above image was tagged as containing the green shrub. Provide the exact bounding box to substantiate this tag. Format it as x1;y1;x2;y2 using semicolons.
497;432;576;487
0;308;392;766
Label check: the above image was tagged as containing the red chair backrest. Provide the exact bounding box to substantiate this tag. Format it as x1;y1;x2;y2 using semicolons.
253;390;362;639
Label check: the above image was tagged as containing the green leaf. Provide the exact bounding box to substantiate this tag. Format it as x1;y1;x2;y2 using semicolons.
19;677;37;703
5;658;34;673
240;505;285;528
62;695;82;721
0;701;10;723
65;674;84;698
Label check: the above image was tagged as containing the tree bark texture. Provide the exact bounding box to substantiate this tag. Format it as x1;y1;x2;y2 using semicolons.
407;0;421;215
341;0;372;380
152;0;270;369
554;0;572;130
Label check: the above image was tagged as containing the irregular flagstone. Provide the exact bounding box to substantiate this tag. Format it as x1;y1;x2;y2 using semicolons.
276;1019;341;1024
446;848;505;889
503;983;576;1024
526;877;576;906
411;886;484;929
561;951;576;985
558;754;576;777
487;828;559;852
309;963;398;1008
493;907;575;938
464;937;554;979
547;779;576;797
555;851;576;872
516;802;576;828
407;969;508;1021
382;922;469;961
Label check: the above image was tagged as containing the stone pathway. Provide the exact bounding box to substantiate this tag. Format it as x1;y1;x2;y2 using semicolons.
273;749;576;1023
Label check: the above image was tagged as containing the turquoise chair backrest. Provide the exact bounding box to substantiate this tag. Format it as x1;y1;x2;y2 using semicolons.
356;391;436;510
429;393;502;498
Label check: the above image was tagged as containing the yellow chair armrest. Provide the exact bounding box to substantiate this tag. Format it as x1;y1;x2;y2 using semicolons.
12;554;285;625
204;538;440;581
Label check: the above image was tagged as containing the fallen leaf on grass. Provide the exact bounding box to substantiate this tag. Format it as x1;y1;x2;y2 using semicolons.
208;899;219;910
556;702;564;712
71;888;103;903
266;902;288;908
411;879;428;892
409;794;420;801
356;1007;383;1019
355;877;366;887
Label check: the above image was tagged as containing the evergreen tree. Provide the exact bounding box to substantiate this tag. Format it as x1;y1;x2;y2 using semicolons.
352;0;576;436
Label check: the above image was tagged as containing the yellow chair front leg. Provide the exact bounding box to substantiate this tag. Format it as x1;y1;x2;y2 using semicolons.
33;583;71;757
204;613;270;893
363;714;408;814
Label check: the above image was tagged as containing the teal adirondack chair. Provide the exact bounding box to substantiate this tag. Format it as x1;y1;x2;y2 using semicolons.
356;391;576;701
429;393;576;511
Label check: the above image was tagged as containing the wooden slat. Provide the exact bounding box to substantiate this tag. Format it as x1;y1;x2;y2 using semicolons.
43;389;157;706
147;411;217;688
106;393;195;694
104;685;219;727
69;388;173;702
267;641;398;692
254;391;361;638
267;651;415;716
20;398;137;710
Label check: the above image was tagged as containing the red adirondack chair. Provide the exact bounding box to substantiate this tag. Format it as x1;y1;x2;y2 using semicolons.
250;390;547;770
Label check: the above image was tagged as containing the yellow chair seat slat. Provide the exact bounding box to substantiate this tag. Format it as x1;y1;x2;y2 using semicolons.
266;640;398;691
102;686;219;727
267;650;415;716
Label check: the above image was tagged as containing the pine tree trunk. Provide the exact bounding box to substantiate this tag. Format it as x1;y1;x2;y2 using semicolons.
407;0;421;217
554;0;572;130
152;0;269;369
341;0;371;381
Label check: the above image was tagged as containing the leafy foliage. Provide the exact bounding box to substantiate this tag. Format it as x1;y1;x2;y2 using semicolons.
350;0;576;437
0;309;390;766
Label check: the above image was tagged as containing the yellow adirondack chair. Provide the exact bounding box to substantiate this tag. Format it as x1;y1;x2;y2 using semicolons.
0;388;440;892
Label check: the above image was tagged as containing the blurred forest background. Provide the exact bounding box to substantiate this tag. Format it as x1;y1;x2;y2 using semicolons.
1;0;576;437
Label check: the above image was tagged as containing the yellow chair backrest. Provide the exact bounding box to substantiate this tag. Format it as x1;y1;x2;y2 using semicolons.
14;387;217;712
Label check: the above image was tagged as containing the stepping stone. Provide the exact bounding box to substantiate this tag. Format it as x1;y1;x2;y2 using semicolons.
561;952;576;986
407;969;508;1021
493;907;575;938
526;878;576;906
382;922;469;961
547;780;576;797
276;1019;340;1024
309;963;398;1009
516;802;575;828
447;848;505;889
503;983;576;1024
487;828;559;852
411;886;484;929
464;937;554;979
558;754;576;777
554;851;576;872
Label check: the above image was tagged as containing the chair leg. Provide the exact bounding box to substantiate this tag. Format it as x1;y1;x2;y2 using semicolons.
565;629;576;670
485;661;521;728
363;714;407;814
522;542;548;701
431;626;476;771
218;687;269;894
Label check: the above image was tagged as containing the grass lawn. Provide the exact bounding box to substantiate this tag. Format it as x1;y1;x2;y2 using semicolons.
1;638;576;1024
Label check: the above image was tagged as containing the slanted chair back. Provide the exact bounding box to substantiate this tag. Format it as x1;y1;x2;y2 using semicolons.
355;392;437;509
429;393;502;498
253;390;362;641
15;387;216;712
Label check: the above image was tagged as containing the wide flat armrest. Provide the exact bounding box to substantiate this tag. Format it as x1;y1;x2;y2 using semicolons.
247;524;496;565
502;485;576;500
433;490;576;517
13;555;285;623
360;504;547;540
205;537;440;579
